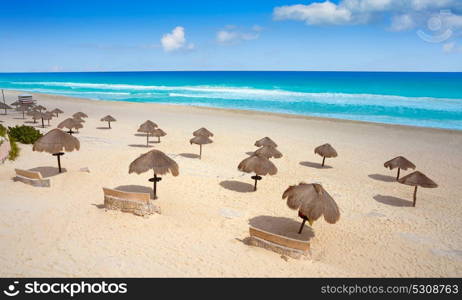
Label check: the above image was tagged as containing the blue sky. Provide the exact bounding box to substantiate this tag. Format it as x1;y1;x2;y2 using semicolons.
0;0;461;72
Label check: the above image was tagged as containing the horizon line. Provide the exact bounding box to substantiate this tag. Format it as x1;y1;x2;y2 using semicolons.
1;70;462;74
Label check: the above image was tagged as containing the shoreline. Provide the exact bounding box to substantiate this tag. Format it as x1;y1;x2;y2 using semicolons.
5;89;462;135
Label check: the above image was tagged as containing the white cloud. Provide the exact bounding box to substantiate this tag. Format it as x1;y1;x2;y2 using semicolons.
273;1;353;25
389;14;416;31
216;25;262;45
161;26;194;52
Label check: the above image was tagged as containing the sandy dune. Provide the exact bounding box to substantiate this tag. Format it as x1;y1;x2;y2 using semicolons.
1;90;461;277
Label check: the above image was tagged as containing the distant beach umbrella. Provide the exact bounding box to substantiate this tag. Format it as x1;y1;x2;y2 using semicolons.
314;143;338;167
28;110;41;124
51;108;64;117
254;146;282;159
17;105;28;119
282;183;340;234
138;120;158;146
152;128;167;143
190;135;212;159
58;118;82;135
35;105;46;112
100;115;116;129
384;156;416;180
0;102;12;115
398;171;437;207
193;127;213;137
254;137;277;148
238;154;277;191
10;101;20;107
33;128;80;173
129;149;179;199
73;112;88;119
43;112;54;126
73;116;85;123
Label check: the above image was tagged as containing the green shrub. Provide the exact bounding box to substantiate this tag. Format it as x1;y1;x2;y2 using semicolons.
7;125;42;144
0;124;6;137
8;136;20;161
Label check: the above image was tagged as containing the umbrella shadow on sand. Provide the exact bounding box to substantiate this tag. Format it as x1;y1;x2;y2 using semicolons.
368;174;395;182
29;166;66;178
373;194;412;207
128;144;152;148
179;153;200;159
220;180;254;193
134;133;147;137
247;215;315;240
299;161;332;169
96;126;111;130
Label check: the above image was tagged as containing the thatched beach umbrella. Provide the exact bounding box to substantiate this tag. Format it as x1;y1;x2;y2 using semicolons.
101;115;116;129
73;116;85;123
238;154;277;191
73;112;88;119
314;143;338;167
58;118;82;135
193;127;213;137
152;128;167;143
384;156;416;180
28;110;40;124
10;101;20;107
33;128;80;173
398;171;437;207
35;105;46;112
254;146;282;159
51;108;64;118
255;137;277;148
129;149;179;198
43;112;54;126
282;183;340;234
17;105;28;119
138;120;158;146
0;102;12;115
190;135;212;159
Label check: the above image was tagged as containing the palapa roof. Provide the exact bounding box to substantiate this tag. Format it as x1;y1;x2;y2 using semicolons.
101;115;116;122
138;120;158;133
152;128;167;137
238;154;277;176
193;127;213;137
254;146;283;159
51;108;64;114
398;171;437;188
254;137;277;148
43;112;54;120
36;105;46;111
33;128;80;154
10;101;20;106
0;102;12;110
190;135;212;145
314;143;338;158
282;183;340;224
58;118;83;130
129;149;179;176
73;112;88;118
384;156;416;170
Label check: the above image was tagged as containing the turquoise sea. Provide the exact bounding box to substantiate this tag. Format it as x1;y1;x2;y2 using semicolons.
1;71;461;130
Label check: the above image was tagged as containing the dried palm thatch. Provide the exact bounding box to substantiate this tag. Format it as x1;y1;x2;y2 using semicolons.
129;149;179;198
33;128;80;172
238;154;277;191
384;156;416;180
193;127;214;137
255;137;277;148
138;120;158;146
73;116;85;123
51;108;64;117
17;105;28;119
314;143;338;167
73;112;88;118
58;118;82;134
282;183;340;233
36;105;46;112
190;135;213;159
0;102;12;115
43;112;54;126
398;171;437;207
151;128;167;143
10;101;20;106
254;146;283;159
101;115;116;129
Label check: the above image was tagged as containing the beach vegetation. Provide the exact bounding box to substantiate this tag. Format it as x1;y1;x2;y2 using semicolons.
0;124;20;161
7;125;42;144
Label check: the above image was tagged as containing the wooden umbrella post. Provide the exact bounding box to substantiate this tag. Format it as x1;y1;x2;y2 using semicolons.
146;133;149;147
149;173;162;199
396;168;401;180
413;186;418;207
298;219;307;234
322;156;326;167
41;117;45;128
199;144;202;159
53;152;64;173
108;121;111;129
251;174;262;191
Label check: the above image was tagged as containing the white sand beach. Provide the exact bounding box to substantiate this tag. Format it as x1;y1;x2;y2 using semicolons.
1;89;461;277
